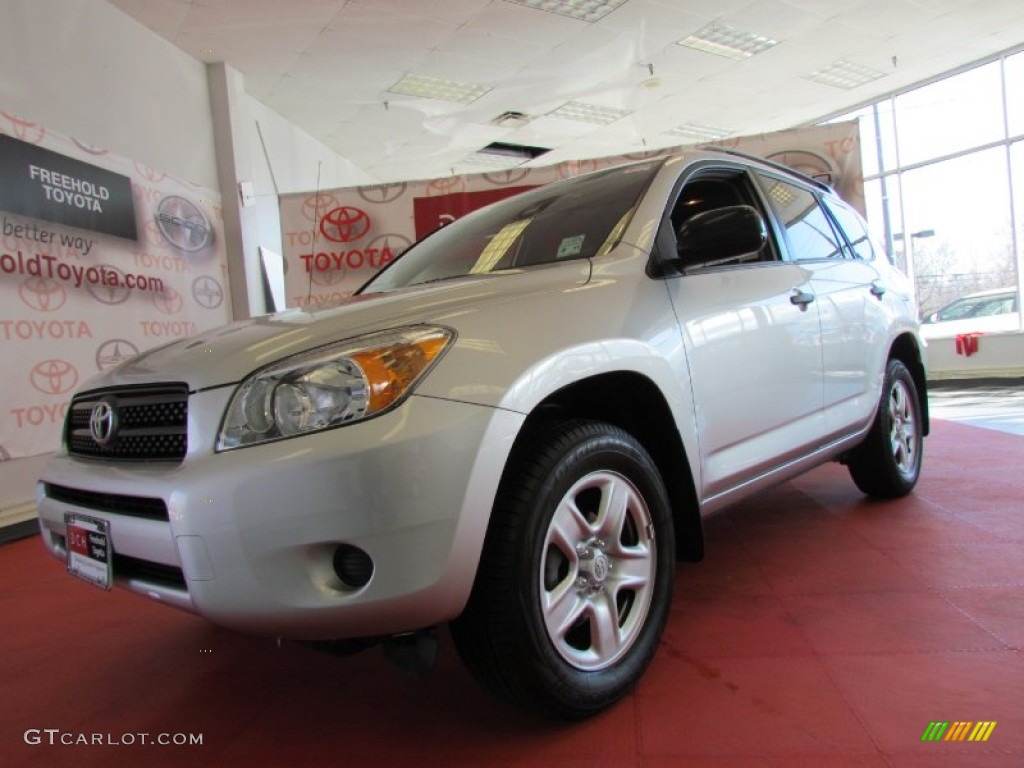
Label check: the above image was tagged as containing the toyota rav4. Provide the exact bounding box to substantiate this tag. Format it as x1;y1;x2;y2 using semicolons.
37;149;928;719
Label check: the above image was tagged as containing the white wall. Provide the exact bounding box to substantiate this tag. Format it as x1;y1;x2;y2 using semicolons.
0;0;217;189
246;96;376;195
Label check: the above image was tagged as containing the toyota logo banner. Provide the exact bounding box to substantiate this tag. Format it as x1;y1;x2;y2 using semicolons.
278;122;863;311
0;110;231;460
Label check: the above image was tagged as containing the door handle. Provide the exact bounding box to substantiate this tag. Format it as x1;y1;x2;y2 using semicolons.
870;281;887;299
790;288;815;310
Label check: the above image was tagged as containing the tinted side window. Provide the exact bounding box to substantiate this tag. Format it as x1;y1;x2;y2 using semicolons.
823;198;876;261
755;174;843;261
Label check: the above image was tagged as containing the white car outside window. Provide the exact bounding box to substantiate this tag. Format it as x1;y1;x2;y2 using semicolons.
920;287;1020;340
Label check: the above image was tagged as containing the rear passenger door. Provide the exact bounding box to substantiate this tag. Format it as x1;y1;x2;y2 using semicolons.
659;167;826;501
753;173;887;439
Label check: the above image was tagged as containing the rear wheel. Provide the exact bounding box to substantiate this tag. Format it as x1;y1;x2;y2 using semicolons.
847;358;923;498
451;419;674;719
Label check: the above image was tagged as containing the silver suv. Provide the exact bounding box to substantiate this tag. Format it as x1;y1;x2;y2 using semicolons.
38;149;928;719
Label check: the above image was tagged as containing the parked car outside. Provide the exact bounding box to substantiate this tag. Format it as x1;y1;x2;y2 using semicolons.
920;287;1020;340
37;149;928;719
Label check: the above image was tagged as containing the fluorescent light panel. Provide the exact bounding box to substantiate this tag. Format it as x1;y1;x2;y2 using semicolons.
549;100;631;125
460;153;528;170
505;0;629;22
803;60;887;89
678;21;778;60
666;123;732;143
388;73;491;104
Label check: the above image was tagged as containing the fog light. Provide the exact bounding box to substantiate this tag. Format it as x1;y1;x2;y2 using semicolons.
332;544;373;588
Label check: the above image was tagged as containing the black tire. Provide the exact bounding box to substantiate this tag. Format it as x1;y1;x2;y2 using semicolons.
451;419;675;719
847;358;924;498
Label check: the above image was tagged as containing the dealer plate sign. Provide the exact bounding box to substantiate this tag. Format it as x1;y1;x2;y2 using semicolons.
65;513;112;590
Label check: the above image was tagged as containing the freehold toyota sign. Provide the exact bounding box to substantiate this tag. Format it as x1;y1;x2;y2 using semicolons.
0;134;137;240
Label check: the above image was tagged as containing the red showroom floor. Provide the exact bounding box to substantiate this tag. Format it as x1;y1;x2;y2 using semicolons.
1;418;1021;767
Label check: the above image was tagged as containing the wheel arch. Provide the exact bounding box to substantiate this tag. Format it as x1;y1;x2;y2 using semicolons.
889;332;930;436
502;371;703;563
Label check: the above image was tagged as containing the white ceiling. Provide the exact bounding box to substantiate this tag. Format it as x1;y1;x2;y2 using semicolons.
109;0;1024;183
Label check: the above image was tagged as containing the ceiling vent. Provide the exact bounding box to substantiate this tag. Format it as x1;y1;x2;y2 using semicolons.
491;110;533;128
478;141;551;161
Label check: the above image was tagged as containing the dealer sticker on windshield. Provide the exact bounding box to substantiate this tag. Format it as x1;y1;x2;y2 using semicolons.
65;513;112;590
557;234;585;258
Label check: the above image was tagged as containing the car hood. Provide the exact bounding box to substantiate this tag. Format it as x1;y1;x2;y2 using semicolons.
85;261;592;392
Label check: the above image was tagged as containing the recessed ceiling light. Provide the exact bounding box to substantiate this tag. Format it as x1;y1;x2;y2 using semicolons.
388;73;491;104
549;100;632;125
665;123;733;143
505;0;629;23
803;60;887;89
677;21;778;60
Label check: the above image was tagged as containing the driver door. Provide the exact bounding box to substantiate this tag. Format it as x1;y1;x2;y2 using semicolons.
660;168;825;501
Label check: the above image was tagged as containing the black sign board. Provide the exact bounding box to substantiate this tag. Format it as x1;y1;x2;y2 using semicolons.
0;134;137;241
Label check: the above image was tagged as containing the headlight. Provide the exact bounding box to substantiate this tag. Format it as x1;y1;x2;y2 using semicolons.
217;325;454;450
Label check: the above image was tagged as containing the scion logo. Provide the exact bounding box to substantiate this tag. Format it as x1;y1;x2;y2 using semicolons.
156;196;214;252
1;112;46;144
86;264;132;305
320;206;371;243
357;182;408;204
96;339;140;371
153;285;184;315
192;275;224;309
483;169;531;185
89;400;118;446
19;277;67;312
30;359;79;395
301;192;339;223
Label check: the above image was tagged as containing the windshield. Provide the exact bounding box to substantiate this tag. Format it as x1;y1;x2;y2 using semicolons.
360;161;661;293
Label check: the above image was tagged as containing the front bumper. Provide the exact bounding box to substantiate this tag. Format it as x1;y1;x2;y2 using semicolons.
37;389;522;640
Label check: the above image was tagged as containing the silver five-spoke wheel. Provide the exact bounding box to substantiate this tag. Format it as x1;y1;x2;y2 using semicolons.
888;378;918;479
848;358;924;498
541;470;655;671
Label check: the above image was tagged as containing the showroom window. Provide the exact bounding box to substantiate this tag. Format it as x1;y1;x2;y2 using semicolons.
828;47;1023;323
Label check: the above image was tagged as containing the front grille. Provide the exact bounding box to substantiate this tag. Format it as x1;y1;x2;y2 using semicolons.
113;553;186;588
45;483;169;521
66;384;189;462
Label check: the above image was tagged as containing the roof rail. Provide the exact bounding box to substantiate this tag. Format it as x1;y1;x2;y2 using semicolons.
698;145;834;192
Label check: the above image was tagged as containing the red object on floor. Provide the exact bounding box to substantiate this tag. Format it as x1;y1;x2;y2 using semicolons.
2;419;1022;767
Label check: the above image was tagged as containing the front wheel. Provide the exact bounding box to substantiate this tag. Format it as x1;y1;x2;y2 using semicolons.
846;358;924;498
451;419;675;719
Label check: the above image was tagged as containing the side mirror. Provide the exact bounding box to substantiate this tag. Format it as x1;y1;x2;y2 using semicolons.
676;205;767;269
923;312;939;324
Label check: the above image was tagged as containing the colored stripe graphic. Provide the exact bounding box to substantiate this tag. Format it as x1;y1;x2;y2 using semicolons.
945;721;972;741
969;722;997;742
922;721;997;742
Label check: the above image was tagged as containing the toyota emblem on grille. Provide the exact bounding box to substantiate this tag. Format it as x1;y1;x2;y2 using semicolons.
89;401;118;446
